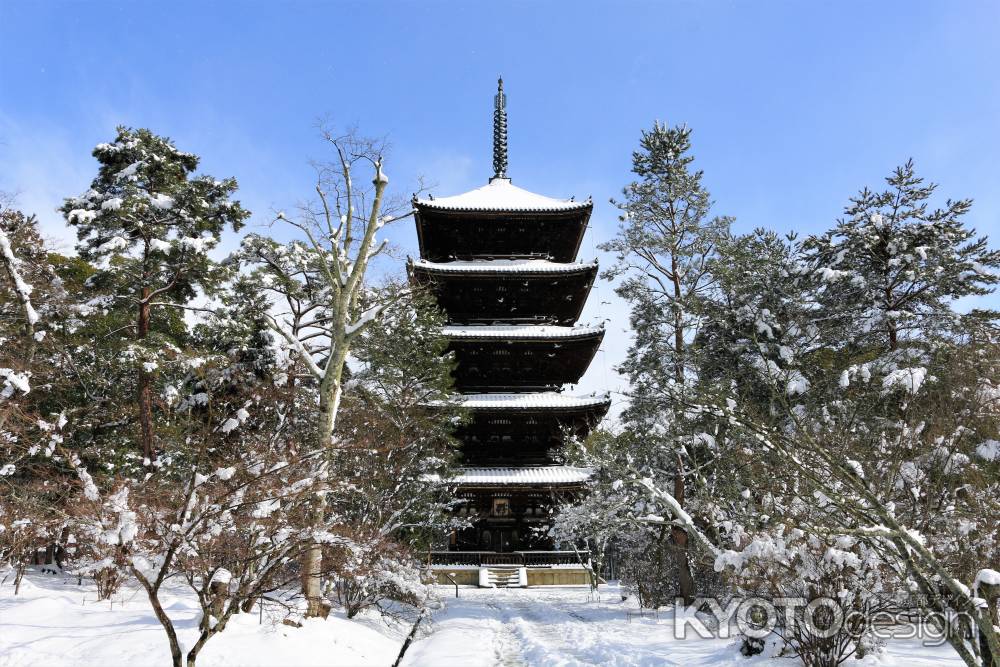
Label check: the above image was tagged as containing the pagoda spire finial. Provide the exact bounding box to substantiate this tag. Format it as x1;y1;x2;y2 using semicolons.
492;77;508;180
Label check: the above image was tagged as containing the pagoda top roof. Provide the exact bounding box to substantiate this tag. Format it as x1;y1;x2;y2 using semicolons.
460;391;610;410
411;258;597;275
442;324;604;340
414;178;592;213
450;465;591;485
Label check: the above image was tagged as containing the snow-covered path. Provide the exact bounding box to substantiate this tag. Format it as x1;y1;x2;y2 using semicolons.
401;585;741;667
400;584;965;667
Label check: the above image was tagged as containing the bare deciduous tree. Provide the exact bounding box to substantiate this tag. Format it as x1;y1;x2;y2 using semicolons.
236;128;415;617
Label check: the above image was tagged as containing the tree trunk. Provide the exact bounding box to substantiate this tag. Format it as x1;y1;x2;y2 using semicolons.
301;375;341;619
137;288;155;462
670;253;685;385
13;562;26;595
671;457;696;605
43;544;56;570
187;629;213;667
979;582;999;667
884;286;898;351
668;253;696;605
144;583;184;667
209;581;227;619
301;532;328;618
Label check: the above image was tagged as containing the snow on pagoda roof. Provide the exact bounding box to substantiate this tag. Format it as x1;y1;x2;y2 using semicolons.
450;466;592;485
415;178;591;213
442;324;604;340
460;392;610;410
411;258;597;274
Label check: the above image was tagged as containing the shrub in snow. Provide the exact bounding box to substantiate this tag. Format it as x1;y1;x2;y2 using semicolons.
68;476;137;600
715;524;891;665
68;444;325;667
326;534;434;619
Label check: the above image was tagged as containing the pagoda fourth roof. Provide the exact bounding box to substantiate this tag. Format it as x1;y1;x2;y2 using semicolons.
414;177;592;213
460;392;610;410
411;258;598;274
450;466;592;485
442;324;604;340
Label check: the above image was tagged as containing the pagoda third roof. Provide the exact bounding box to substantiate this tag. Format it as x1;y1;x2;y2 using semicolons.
414;177;592;213
411;258;598;275
442;324;604;341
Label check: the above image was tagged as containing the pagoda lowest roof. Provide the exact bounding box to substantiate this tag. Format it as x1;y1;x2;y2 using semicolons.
442;324;604;340
414;177;592;213
411;258;597;275
460;392;610;410
450;466;592;485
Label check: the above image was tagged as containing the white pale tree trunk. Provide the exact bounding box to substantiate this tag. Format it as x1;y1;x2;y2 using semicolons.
259;148;397;618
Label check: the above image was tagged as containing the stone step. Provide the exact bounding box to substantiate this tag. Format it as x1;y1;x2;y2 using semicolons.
480;566;525;588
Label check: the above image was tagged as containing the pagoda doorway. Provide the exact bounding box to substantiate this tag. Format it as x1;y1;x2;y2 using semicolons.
496;528;519;553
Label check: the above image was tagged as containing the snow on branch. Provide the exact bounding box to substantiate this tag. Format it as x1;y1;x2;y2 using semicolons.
0;368;31;400
345;302;387;337
0;225;40;327
635;477;722;558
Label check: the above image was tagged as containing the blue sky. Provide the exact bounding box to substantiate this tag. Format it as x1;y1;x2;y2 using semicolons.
2;0;999;411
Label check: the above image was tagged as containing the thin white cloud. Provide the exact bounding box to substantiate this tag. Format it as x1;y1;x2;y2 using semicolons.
0;113;95;254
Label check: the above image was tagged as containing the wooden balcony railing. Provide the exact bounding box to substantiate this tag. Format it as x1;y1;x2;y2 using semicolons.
428;550;591;567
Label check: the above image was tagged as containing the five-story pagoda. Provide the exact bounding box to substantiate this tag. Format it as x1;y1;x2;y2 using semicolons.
412;80;609;587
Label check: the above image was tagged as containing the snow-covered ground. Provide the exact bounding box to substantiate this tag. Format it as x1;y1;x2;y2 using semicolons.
402;585;965;667
0;573;967;667
0;571;403;667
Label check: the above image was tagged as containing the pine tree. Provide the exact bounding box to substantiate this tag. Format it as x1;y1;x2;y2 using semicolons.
697;229;814;418
802;159;1000;352
599;121;731;603
61;127;249;462
701;168;1000;666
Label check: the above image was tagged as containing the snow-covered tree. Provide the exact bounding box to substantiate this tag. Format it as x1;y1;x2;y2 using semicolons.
0;203;77;591
234;128;412;618
707;330;1000;666
553;427;725;604
63;293;333;666
325;283;462;617
598;121;732;603
564;156;1000;665
0;204;52;418
69;435;324;667
551;430;676;597
694;167;1000;666
801;159;999;352
61;127;249;462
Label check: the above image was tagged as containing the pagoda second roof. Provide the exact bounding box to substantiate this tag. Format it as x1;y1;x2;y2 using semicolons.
460;392;610;410
450;466;592;485
414;178;591;213
412;258;597;275
442;324;604;340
